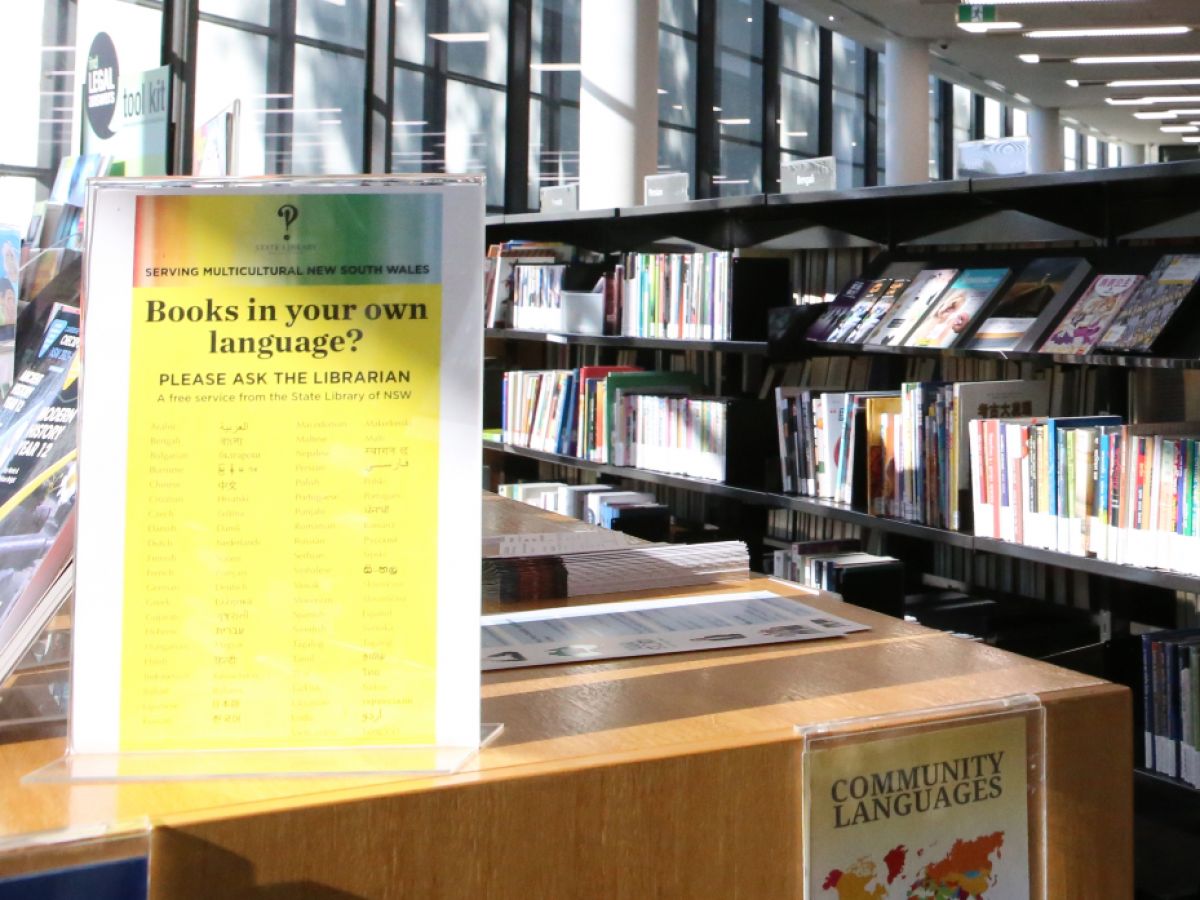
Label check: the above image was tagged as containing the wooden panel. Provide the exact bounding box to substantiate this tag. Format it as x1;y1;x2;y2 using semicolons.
150;740;803;900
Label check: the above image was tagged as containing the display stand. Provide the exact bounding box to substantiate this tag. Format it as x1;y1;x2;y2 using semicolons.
800;695;1046;900
34;175;490;780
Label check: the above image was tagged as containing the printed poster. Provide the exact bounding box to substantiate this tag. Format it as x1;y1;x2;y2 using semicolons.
71;178;483;757
806;715;1033;899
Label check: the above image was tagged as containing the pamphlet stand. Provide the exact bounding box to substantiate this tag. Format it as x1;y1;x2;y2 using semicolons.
798;694;1046;899
29;175;490;782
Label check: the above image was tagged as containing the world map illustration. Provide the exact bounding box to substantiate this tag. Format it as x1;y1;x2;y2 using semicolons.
820;831;1008;899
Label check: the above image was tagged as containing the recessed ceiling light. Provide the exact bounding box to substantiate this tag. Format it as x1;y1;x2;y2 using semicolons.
1161;125;1199;133
1028;26;1190;38
1166;109;1200;116
984;79;1007;92
1109;78;1200;88
1018;54;1040;64
1106;95;1200;105
1183;136;1200;143
1075;54;1200;64
957;21;1023;33
1013;93;1031;104
428;32;489;43
1134;111;1177;119
1066;79;1080;87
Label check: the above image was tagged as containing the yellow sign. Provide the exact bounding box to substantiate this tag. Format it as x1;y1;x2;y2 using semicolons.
70;180;483;761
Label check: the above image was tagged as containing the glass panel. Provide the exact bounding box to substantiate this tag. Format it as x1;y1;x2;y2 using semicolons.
716;138;760;196
1086;135;1099;168
531;0;581;98
716;51;761;136
984;97;1002;139
445;80;505;208
529;98;580;210
832;32;864;97
1012;108;1028;138
1063;126;1077;170
780;8;818;78
716;0;763;59
1;3;53;169
199;0;269;26
446;0;508;86
658;125;694;178
659;29;696;127
297;0;368;51
1107;142;1120;167
660;0;698;35
195;20;269;175
832;89;863;188
391;66;427;175
952;84;971;140
291;44;365;174
780;73;818;156
0;177;39;237
394;0;428;64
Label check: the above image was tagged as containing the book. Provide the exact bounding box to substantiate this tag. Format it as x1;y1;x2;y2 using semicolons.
904;268;1011;349
806;279;868;342
1098;254;1200;353
1040;274;1144;355
863;268;957;347
825;278;892;343
966;257;1091;352
842;278;911;344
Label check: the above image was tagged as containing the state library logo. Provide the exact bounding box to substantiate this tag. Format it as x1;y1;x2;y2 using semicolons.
256;202;315;254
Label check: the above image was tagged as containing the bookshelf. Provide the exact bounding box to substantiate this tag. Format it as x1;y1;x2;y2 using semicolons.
484;163;1200;821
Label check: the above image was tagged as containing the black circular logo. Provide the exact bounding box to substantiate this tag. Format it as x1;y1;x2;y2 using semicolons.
85;32;119;139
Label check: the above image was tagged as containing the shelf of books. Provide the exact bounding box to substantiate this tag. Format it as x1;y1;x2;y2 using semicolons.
484;164;1200;810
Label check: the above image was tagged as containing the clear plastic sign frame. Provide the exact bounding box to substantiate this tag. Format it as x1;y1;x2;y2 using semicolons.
799;694;1046;900
29;175;498;782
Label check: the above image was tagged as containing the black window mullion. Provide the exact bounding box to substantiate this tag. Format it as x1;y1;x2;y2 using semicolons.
162;0;199;175
938;80;954;181
864;47;878;186
421;0;448;175
364;0;393;173
695;0;717;200
1003;104;1014;138
761;3;781;195
817;27;832;158
266;0;296;175
504;0;532;212
971;92;984;141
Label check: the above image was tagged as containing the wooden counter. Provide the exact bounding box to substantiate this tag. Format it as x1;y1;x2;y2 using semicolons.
0;573;1129;898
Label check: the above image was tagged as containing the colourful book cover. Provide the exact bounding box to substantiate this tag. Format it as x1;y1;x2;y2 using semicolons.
966;257;1091;352
864;268;957;347
905;269;1010;349
844;279;910;344
1040;273;1143;355
1099;255;1200;353
807;279;868;342
827;279;892;343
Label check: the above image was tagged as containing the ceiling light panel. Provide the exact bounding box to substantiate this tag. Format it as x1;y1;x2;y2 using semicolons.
1075;54;1200;65
1027;26;1190;38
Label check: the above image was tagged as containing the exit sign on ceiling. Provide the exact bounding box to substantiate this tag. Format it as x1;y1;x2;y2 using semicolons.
958;4;997;23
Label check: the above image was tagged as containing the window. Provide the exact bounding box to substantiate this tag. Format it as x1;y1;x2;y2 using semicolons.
658;0;698;188
831;31;865;188
391;0;509;209
529;0;581;209
713;0;764;196
778;8;819;162
1086;135;1099;170
951;84;971;178
1011;108;1028;139
983;98;1002;140
1107;142;1121;168
1063;127;1078;171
